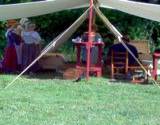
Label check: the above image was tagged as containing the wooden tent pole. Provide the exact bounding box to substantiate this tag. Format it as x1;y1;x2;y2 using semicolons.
86;0;94;80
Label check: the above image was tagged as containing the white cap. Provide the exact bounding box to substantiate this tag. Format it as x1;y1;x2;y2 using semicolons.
19;18;29;26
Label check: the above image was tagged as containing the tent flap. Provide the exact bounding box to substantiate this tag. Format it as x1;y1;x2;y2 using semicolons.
0;0;88;21
1;0;160;22
99;0;160;22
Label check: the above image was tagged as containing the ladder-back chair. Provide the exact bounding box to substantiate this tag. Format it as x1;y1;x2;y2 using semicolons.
111;50;148;83
111;50;128;79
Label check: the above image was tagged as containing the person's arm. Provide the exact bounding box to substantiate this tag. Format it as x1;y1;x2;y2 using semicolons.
97;33;102;39
14;32;24;45
32;31;42;43
8;31;19;45
95;33;102;42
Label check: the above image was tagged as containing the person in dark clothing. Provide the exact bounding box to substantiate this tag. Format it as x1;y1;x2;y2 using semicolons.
81;25;103;64
107;35;138;65
2;20;20;73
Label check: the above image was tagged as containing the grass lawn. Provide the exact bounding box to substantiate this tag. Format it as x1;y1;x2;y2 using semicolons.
0;75;160;125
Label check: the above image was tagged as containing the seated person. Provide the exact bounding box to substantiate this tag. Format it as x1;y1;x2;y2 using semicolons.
107;35;138;66
81;25;103;64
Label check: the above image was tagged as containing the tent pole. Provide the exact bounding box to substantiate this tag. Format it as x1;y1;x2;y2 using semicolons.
86;0;93;80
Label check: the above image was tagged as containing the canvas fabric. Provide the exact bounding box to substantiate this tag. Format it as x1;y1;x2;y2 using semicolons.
0;0;88;20
99;0;160;22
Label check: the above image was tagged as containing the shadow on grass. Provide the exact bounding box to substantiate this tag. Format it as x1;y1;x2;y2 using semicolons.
21;68;152;85
23;69;63;80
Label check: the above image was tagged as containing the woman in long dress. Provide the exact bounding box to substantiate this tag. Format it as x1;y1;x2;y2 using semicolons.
21;22;42;72
3;20;19;73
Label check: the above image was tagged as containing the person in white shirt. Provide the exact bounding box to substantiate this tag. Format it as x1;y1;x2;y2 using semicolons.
21;22;42;72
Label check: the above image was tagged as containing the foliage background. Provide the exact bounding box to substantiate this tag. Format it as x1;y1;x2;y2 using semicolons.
0;0;160;59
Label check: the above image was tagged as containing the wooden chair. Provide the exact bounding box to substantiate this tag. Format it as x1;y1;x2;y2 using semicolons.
111;50;128;79
111;50;149;83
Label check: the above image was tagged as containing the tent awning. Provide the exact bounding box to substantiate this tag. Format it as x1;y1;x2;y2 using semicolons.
0;0;160;22
99;0;160;22
0;0;88;21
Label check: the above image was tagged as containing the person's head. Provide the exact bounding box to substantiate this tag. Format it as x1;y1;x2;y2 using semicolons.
122;35;130;43
19;18;30;31
6;19;18;29
26;23;36;31
19;18;29;26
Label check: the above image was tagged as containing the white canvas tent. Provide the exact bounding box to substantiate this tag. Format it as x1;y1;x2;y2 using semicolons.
0;0;160;22
1;0;159;88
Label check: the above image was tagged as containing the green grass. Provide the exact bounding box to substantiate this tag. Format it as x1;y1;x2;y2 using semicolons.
0;75;160;125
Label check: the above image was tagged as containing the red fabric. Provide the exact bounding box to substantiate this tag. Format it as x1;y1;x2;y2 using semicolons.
3;46;17;72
